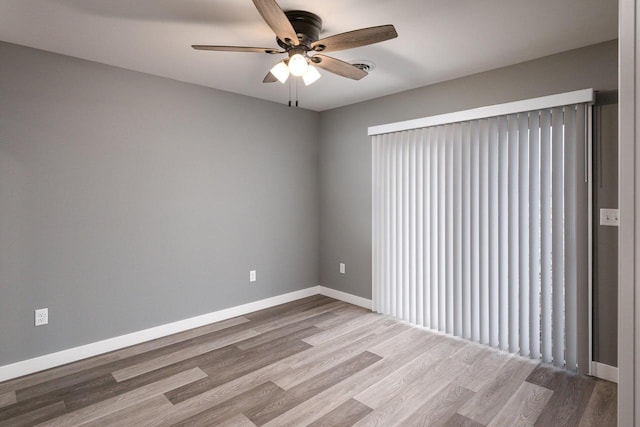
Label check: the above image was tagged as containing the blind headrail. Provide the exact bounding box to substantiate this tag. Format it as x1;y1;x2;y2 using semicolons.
368;88;594;136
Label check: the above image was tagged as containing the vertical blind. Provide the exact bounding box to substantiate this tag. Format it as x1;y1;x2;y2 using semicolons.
372;104;589;372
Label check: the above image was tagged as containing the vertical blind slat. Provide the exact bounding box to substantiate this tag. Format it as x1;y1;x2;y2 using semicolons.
564;107;577;371
462;122;472;340
551;106;565;367
508;114;520;353
393;135;400;318
416;130;425;326
424;128;432;328
488;117;500;348
438;126;446;332
409;131;417;324
371;135;384;310
472;120;483;343
401;132;409;321
575;104;589;374
529;112;542;360
498;116;510;351
431;128;439;329
540;109;553;363
518;112;531;357
478;119;490;346
446;125;455;335
389;136;396;317
453;124;463;337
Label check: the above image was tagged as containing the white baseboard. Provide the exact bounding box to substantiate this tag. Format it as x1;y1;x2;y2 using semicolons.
590;361;618;383
318;286;372;310
0;286;320;383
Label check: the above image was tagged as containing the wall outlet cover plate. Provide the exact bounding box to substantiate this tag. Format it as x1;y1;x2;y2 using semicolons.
35;308;48;326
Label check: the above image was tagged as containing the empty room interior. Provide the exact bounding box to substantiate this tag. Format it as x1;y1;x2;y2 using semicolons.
1;0;637;425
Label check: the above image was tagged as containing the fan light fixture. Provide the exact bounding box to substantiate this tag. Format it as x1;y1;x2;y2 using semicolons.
270;56;322;86
288;53;309;76
270;61;290;83
302;65;321;86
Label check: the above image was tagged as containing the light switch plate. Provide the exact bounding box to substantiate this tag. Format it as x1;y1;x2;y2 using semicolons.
600;208;619;227
249;270;256;282
339;263;346;274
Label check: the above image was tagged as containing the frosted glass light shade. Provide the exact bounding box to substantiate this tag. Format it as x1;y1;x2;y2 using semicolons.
288;54;308;77
302;65;321;86
270;61;289;84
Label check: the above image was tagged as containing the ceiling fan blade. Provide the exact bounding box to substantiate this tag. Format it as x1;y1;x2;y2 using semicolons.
192;45;282;54
311;25;398;53
311;55;367;80
251;0;299;46
263;71;278;83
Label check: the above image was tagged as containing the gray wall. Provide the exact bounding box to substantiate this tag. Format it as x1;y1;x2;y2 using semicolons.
593;101;618;367
0;41;320;366
318;40;618;364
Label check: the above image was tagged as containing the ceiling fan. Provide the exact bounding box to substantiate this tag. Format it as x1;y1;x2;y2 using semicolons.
191;0;398;86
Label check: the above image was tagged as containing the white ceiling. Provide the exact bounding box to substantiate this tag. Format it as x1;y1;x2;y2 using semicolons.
0;0;617;111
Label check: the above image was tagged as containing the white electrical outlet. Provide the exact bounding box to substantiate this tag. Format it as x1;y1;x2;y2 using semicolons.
600;208;620;227
339;263;346;274
249;270;257;282
35;308;48;326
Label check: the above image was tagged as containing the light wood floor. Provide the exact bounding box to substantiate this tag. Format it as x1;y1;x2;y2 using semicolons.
0;295;616;426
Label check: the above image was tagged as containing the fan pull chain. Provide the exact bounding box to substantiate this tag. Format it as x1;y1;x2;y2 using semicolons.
296;78;299;107
288;78;292;107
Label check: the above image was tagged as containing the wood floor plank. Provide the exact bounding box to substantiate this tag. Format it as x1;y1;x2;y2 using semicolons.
82;394;173;427
0;392;16;409
453;347;513;392
443;413;484;427
35;368;206;427
311;308;374;330
302;312;383;346
458;356;538;425
534;373;597;427
525;363;567;390
243;295;333;322
451;342;491;366
578;380;617;427
112;328;260;382
251;301;345;333
354;350;441;409
353;356;467;426
61;345;240;412
273;321;404;390
172;382;285;427
317;304;372;326
355;336;462;409
0;401;66;427
165;331;315;404
235;312;337;350
0;372;118;422
247;351;382;426
487;381;553;427
401;383;475;427
308;398;373;427
216;413;258;427
367;326;439;358
262;330;437;427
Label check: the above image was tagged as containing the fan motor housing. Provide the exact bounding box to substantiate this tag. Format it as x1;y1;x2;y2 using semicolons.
277;10;323;49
